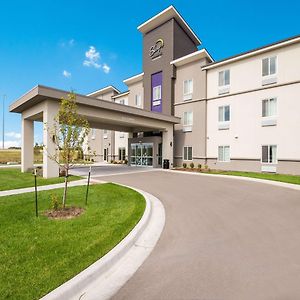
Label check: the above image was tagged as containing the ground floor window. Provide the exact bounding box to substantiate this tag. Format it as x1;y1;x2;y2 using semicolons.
183;146;192;161
118;147;126;161
262;145;277;163
218;145;230;162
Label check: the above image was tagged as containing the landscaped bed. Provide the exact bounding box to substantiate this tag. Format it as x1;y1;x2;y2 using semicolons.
0;168;80;191
0;183;145;299
174;166;300;185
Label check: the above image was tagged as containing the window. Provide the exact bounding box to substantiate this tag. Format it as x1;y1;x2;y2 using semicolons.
218;146;230;162
183;146;192;161
118;147;126;161
91;128;96;140
183;111;193;126
183;79;193;100
262;98;277;117
218;105;230;122
262;145;277;164
183;111;193;132
103;129;108;139
135;94;142;107
262;56;277;77
218;70;230;87
119;99;125;105
153;85;161;101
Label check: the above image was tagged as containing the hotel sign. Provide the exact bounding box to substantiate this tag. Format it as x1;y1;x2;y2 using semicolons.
149;39;164;59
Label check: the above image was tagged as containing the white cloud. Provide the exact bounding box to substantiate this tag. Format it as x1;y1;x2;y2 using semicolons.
62;70;71;78
83;46;101;69
5;131;21;139
102;63;110;74
61;39;75;47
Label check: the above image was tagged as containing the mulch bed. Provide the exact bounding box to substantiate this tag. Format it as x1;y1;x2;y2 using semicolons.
174;168;211;173
44;206;85;220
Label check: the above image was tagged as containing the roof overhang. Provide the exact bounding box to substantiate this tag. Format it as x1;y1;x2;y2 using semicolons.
202;34;300;70
170;49;214;67
9;85;180;127
112;91;129;99
123;72;144;85
87;85;120;97
138;5;201;46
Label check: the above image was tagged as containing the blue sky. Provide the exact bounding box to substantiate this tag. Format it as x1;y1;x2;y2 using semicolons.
1;0;299;147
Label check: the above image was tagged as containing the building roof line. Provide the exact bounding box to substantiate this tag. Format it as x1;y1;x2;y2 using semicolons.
137;5;201;46
170;49;214;66
87;85;121;96
202;33;300;70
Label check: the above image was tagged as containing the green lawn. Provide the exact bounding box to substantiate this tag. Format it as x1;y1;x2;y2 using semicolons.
211;170;300;185
0;183;145;300
0;168;80;191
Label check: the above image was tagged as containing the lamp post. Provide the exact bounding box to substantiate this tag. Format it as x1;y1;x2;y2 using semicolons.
85;166;92;205
2;95;6;149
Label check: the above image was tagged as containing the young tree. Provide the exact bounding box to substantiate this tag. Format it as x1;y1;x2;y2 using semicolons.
47;92;90;208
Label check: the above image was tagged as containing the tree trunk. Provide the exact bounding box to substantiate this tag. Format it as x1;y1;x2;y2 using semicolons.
62;168;68;209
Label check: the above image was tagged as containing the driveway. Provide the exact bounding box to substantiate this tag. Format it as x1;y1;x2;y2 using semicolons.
94;170;300;300
69;164;154;177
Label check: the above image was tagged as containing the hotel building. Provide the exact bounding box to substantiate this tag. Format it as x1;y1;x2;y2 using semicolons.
10;6;300;177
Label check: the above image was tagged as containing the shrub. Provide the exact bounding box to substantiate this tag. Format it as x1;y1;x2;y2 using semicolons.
183;163;187;169
190;162;194;169
50;194;61;211
110;160;114;163
124;159;128;164
197;164;202;170
204;164;209;170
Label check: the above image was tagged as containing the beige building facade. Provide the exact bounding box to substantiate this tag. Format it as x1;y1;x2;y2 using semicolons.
10;5;300;176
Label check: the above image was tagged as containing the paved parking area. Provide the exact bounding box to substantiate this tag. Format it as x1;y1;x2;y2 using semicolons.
94;170;300;300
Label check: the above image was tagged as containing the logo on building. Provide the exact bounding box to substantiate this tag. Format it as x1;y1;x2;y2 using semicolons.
149;39;164;59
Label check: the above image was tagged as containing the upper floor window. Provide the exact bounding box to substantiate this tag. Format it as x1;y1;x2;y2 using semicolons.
135;94;142;107
218;105;230;122
262;145;277;164
91;128;96;140
218;105;230;130
218;146;230;162
119;99;125;105
262;98;277;117
153;85;162;101
183;79;193;101
183;111;193;132
262;56;277;77
218;70;230;87
103;129;108;139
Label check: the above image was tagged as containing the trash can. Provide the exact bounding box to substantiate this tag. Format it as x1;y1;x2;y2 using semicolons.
163;159;170;169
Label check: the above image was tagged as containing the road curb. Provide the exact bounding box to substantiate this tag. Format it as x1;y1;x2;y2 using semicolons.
41;183;165;300
166;169;300;191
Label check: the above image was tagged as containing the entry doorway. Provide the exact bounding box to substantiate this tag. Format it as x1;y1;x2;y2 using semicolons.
104;148;109;162
131;143;153;166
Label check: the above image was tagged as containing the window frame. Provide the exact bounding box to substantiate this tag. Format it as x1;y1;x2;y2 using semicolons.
262;97;277;118
262;56;277;77
261;145;277;164
135;94;142;107
218;145;230;162
183;146;193;161
183;79;193;101
218;105;231;122
218;69;230;87
153;85;162;101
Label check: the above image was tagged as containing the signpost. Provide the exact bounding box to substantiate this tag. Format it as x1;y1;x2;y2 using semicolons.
34;169;38;217
85;166;92;205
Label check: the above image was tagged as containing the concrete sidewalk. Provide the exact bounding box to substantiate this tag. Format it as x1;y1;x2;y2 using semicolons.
0;179;100;197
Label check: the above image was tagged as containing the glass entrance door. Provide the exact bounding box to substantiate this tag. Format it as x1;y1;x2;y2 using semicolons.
131;143;153;167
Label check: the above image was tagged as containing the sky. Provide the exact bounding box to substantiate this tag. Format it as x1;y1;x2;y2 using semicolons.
0;0;299;147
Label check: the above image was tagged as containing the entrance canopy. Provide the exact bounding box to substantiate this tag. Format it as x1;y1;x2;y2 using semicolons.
10;85;180;178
